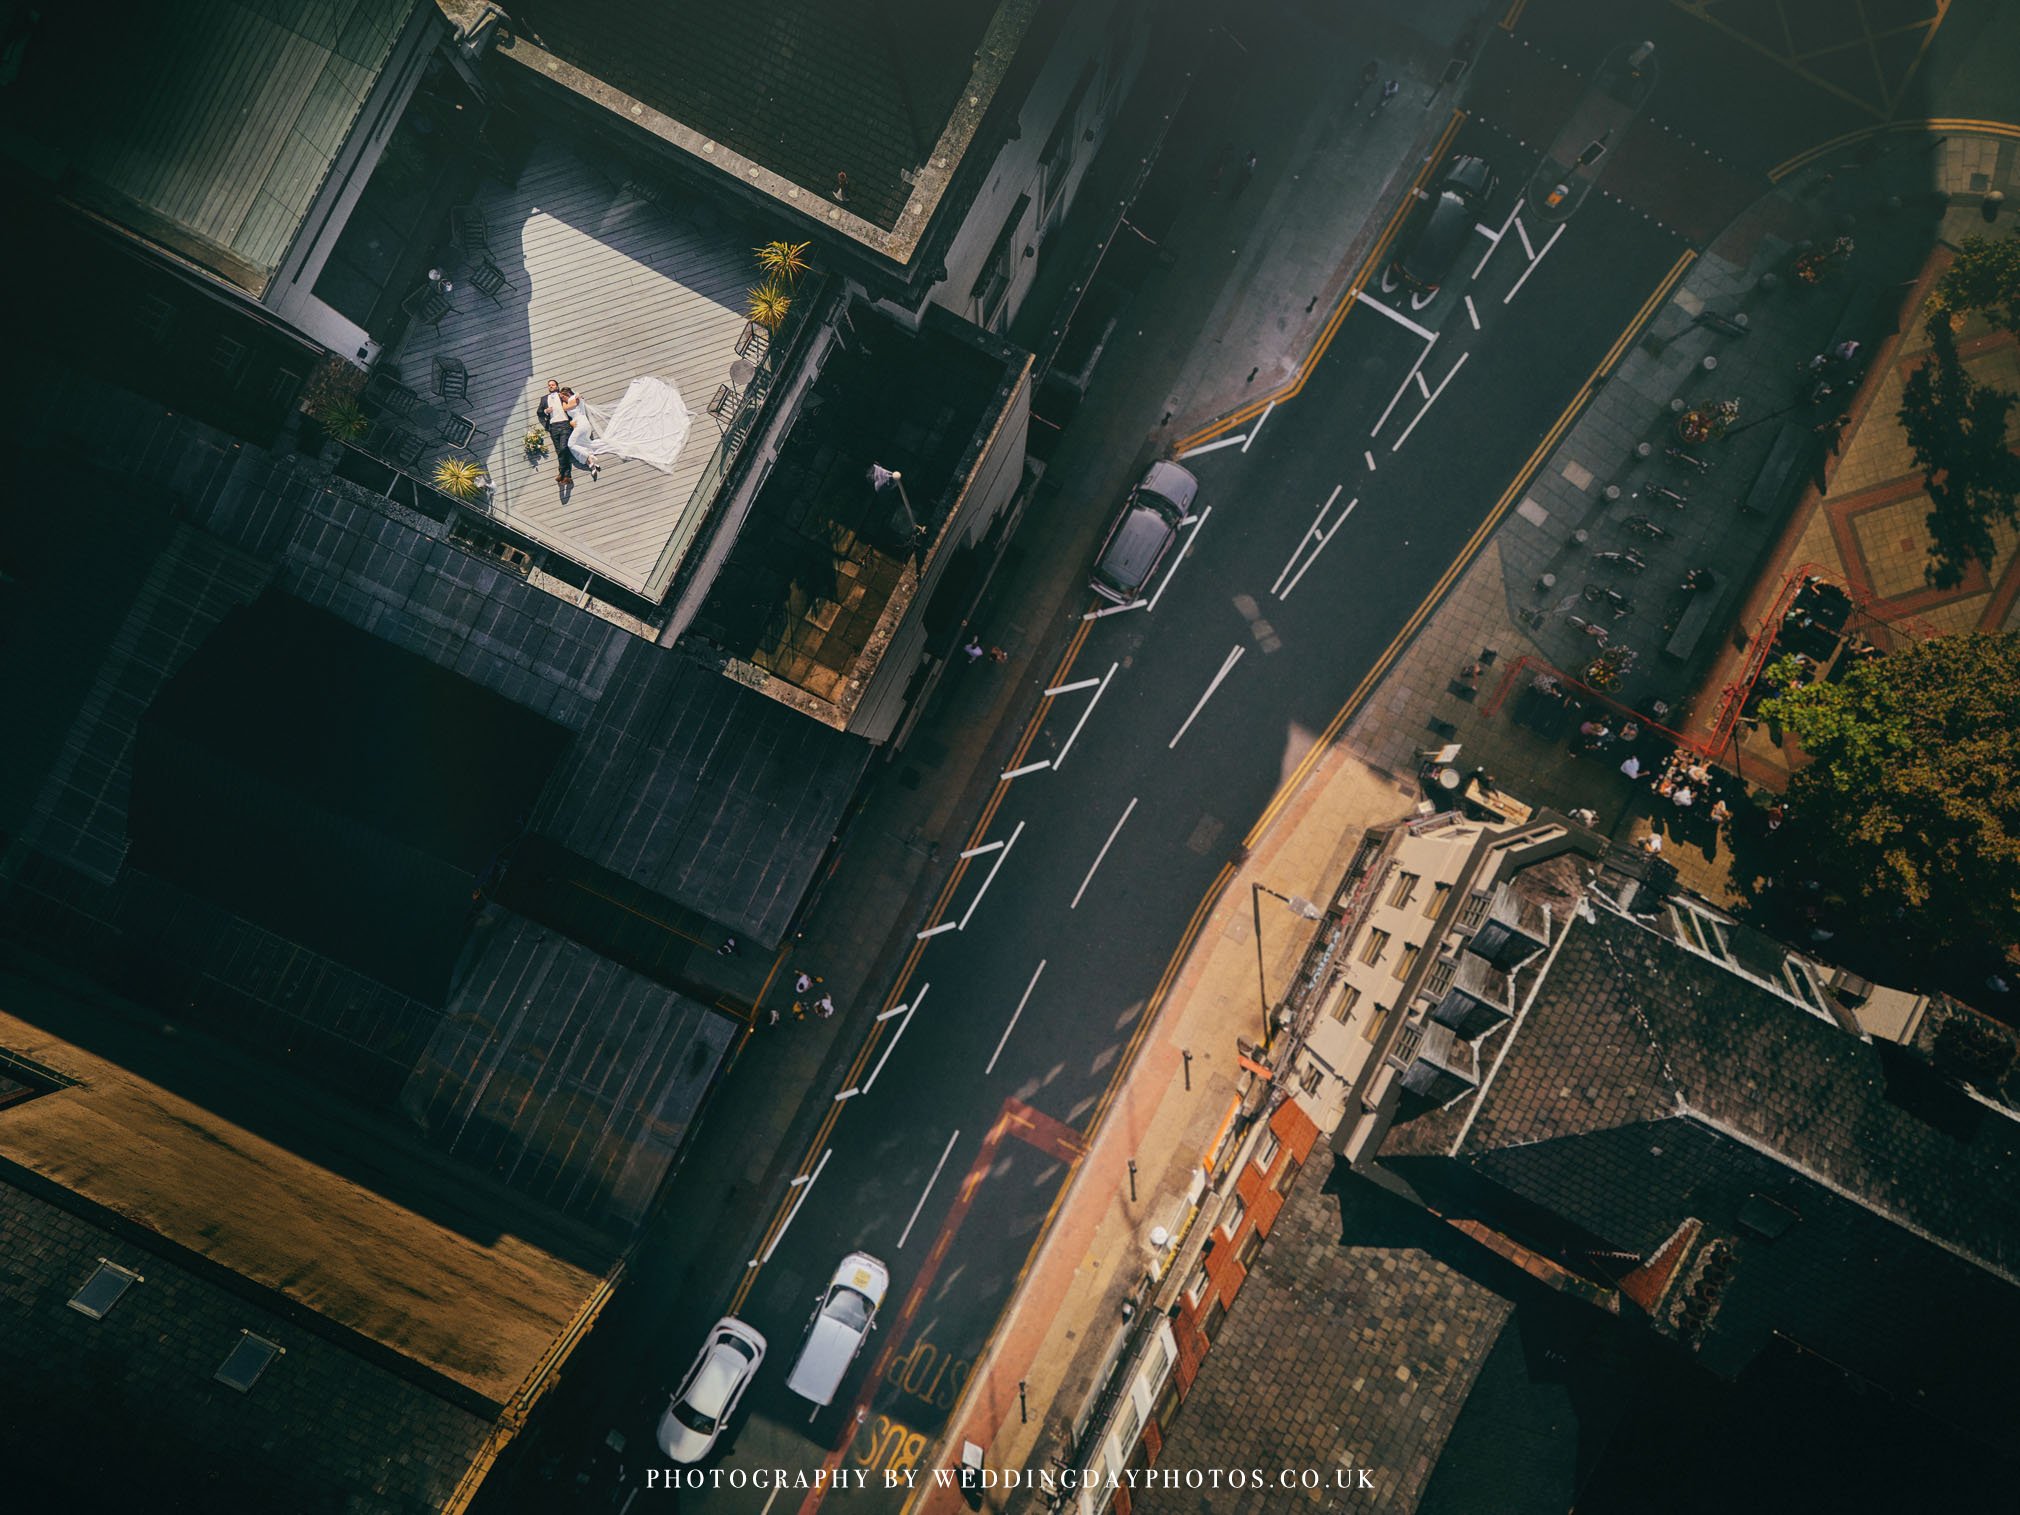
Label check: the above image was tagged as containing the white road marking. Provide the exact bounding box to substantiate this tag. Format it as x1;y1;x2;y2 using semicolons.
1240;400;1274;453
1169;646;1246;749
1516;217;1536;260
1414;371;1431;396
859;985;925;1093
1465;294;1481;330
960;839;1004;859
760;1490;781;1515
1081;596;1148;620
755;1147;830;1265
917;920;959;940
1279;498;1358;601
898;1129;963;1248
959;818;1024;929
1000;759;1052;781
1044;676;1101;696
1354;290;1438;341
986;960;1047;1076
1053;661;1116;771
1147;504;1213;613
1175;433;1248;460
1364;450;1377;472
1503;223;1565;304
1271;486;1341;596
1373;335;1438;435
1473;197;1524;278
1391;351;1471;453
1071;798;1138;908
876;987;923;1022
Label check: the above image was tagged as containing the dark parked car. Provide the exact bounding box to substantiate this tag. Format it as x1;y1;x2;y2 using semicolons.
1090;461;1199;605
1385;154;1497;307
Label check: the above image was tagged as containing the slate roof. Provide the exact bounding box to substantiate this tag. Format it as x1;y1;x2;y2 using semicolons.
502;0;1005;232
2;0;423;294
1136;1160;1521;1515
535;640;873;946
1378;904;2020;1457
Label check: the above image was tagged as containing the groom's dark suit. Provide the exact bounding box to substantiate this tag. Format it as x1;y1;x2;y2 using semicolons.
542;389;574;479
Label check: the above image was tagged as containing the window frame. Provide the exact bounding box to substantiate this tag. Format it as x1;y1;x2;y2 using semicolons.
1359;927;1391;967
1389;871;1420;909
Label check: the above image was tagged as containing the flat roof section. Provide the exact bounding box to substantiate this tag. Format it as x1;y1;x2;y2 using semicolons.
0;973;610;1406
129;592;570;1005
502;0;1004;234
387;136;759;596
0;0;421;295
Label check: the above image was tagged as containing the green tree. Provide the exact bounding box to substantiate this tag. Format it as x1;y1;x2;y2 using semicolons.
1758;632;2020;951
1897;317;2020;588
1930;234;2020;334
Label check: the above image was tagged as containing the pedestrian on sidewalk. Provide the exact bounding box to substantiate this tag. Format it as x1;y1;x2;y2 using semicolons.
986;645;1008;664
792;1000;808;1020
1568;807;1600;829
794;971;814;995
1620;754;1643;780
815;994;836;1019
768;1007;780;1026
963;637;985;663
717;936;739;957
1638;832;1665;856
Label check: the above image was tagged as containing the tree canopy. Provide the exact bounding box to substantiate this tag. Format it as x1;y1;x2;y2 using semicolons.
1759;632;2020;952
1930;235;2020;335
1898;316;2020;588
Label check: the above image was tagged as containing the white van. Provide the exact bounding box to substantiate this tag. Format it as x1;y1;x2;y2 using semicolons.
786;1252;890;1406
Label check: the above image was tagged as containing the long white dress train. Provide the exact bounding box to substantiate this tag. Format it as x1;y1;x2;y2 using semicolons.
570;377;694;475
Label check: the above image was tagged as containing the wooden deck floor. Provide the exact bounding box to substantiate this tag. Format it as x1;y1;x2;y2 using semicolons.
391;141;751;594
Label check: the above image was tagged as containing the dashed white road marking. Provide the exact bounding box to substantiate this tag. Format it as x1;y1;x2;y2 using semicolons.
1071;798;1138;909
898;1128;962;1248
1169;646;1245;749
986;960;1048;1076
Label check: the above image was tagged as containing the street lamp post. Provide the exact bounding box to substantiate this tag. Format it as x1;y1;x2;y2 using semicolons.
1251;882;1323;1055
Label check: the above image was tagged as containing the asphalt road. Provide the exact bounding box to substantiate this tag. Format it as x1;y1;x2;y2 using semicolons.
654;119;1686;1514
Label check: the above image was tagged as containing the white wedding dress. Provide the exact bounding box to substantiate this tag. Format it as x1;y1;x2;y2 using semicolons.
565;377;694;475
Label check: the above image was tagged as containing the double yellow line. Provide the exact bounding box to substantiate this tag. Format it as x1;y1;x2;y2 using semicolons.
1769;118;2020;182
1241;246;1697;850
1170;109;1468;457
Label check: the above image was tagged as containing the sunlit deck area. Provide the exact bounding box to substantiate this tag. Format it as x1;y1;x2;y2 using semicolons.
386;139;759;596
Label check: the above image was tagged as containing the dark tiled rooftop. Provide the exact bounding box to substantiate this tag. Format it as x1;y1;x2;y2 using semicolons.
1454;910;2020;1277
506;0;1003;231
1137;1160;1519;1515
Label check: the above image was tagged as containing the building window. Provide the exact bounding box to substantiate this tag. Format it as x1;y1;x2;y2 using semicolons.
214;1331;284;1392
210;336;247;379
1395;943;1422;981
1299;1062;1324;1096
1363;1003;1393;1042
971;193;1031;328
1253;1128;1282;1172
134;293;175;343
1116;1390;1141;1449
1328;984;1362;1024
1359;928;1390;966
1273;1157;1302;1195
1201;1295;1229;1344
1236;1225;1264;1271
1154;1377;1183;1434
1221;1194;1247;1237
1425;881;1453;920
265;367;306;411
1458;892;1490;929
1389;872;1419;909
1039;65;1095;213
1426;958;1456;996
67;1260;143;1320
1186;1262;1211;1305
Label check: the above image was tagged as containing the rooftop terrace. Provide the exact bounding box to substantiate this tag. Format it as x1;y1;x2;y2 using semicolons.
385;136;773;597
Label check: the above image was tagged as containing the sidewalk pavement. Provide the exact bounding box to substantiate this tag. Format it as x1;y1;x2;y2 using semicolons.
1339;127;2020;910
916;747;1418;1515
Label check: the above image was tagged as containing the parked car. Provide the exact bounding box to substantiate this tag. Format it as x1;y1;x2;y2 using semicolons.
1385;154;1497;307
1089;460;1199;605
785;1252;890;1406
657;1317;766;1462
